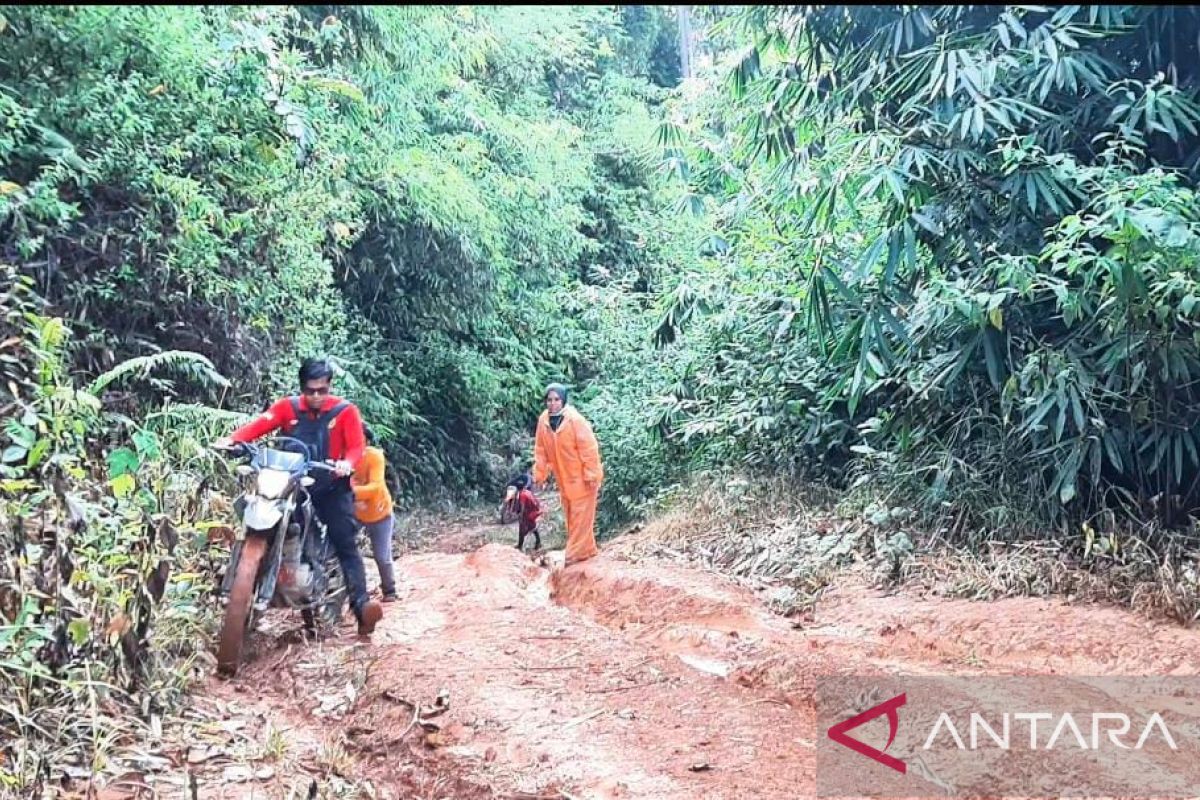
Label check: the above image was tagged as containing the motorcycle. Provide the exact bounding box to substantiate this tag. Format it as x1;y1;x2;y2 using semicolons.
212;437;348;676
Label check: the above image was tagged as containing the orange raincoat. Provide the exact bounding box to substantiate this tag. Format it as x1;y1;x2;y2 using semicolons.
533;405;603;564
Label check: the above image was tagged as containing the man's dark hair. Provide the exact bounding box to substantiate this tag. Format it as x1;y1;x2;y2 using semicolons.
364;425;376;445
299;357;334;385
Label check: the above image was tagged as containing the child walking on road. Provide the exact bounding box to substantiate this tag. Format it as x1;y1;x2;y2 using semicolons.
514;474;543;552
353;427;397;601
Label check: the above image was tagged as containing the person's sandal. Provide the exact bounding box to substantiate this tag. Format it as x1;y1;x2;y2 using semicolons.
381;592;398;603
358;600;383;635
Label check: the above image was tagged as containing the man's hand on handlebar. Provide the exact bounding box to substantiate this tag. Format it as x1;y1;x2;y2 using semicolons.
211;438;253;459
212;437;251;457
307;459;351;477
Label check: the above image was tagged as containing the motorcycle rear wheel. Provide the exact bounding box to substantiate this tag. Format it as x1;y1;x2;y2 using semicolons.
302;557;347;635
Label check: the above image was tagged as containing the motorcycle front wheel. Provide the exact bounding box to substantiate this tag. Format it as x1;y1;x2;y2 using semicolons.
216;534;267;676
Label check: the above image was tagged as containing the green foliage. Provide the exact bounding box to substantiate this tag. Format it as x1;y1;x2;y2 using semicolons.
10;1;1200;552
0;283;228;789
0;5;693;509
0;11;702;782
656;5;1200;536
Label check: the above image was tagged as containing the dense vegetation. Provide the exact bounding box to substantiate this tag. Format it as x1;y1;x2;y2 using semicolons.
0;5;694;789
4;3;1200;791
655;5;1200;542
0;5;697;513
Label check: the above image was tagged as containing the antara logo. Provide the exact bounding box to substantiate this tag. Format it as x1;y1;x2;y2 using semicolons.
827;693;907;774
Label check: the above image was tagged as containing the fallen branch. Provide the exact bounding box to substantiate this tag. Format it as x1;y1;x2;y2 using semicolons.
524;664;580;672
384;690;448;739
561;708;605;730
400;704;421;739
596;656;651;682
549;649;582;665
382;690;417;710
739;697;789;709
520;635;576;641
584;678;666;695
268;645;293;673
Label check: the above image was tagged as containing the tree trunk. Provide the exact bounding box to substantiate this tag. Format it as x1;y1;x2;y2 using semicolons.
677;5;692;80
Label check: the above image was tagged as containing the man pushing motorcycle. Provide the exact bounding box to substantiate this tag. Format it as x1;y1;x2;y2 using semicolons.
213;357;384;636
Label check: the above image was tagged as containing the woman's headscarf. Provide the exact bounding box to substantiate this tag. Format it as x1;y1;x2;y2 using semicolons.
545;383;569;431
545;383;569;406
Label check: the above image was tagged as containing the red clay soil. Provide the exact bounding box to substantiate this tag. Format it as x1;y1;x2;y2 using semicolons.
158;522;1200;800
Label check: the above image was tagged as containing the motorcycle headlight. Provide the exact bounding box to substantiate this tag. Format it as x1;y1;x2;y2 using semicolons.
256;469;292;500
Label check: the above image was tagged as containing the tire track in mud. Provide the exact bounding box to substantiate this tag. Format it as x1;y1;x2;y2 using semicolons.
549;556;1200;799
337;546;815;798
173;522;1200;800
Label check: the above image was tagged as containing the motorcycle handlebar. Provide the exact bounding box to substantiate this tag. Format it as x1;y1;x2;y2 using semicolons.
211;441;341;475
212;441;253;458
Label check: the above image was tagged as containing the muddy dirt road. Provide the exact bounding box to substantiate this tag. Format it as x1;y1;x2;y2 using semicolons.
167;517;1200;799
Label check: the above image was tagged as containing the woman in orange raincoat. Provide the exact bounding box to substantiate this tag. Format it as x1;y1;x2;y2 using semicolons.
533;383;603;565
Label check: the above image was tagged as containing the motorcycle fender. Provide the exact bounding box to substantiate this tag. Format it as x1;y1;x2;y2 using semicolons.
243;497;284;532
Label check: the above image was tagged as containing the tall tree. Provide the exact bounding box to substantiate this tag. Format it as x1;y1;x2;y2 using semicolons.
677;5;693;80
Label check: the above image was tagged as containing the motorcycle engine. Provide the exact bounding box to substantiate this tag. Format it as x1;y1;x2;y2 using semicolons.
276;534;315;606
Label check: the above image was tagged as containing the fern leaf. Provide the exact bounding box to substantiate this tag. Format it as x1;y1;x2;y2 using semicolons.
88;351;230;396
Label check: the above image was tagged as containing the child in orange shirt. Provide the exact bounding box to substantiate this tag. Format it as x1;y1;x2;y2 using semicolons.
352;428;397;601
